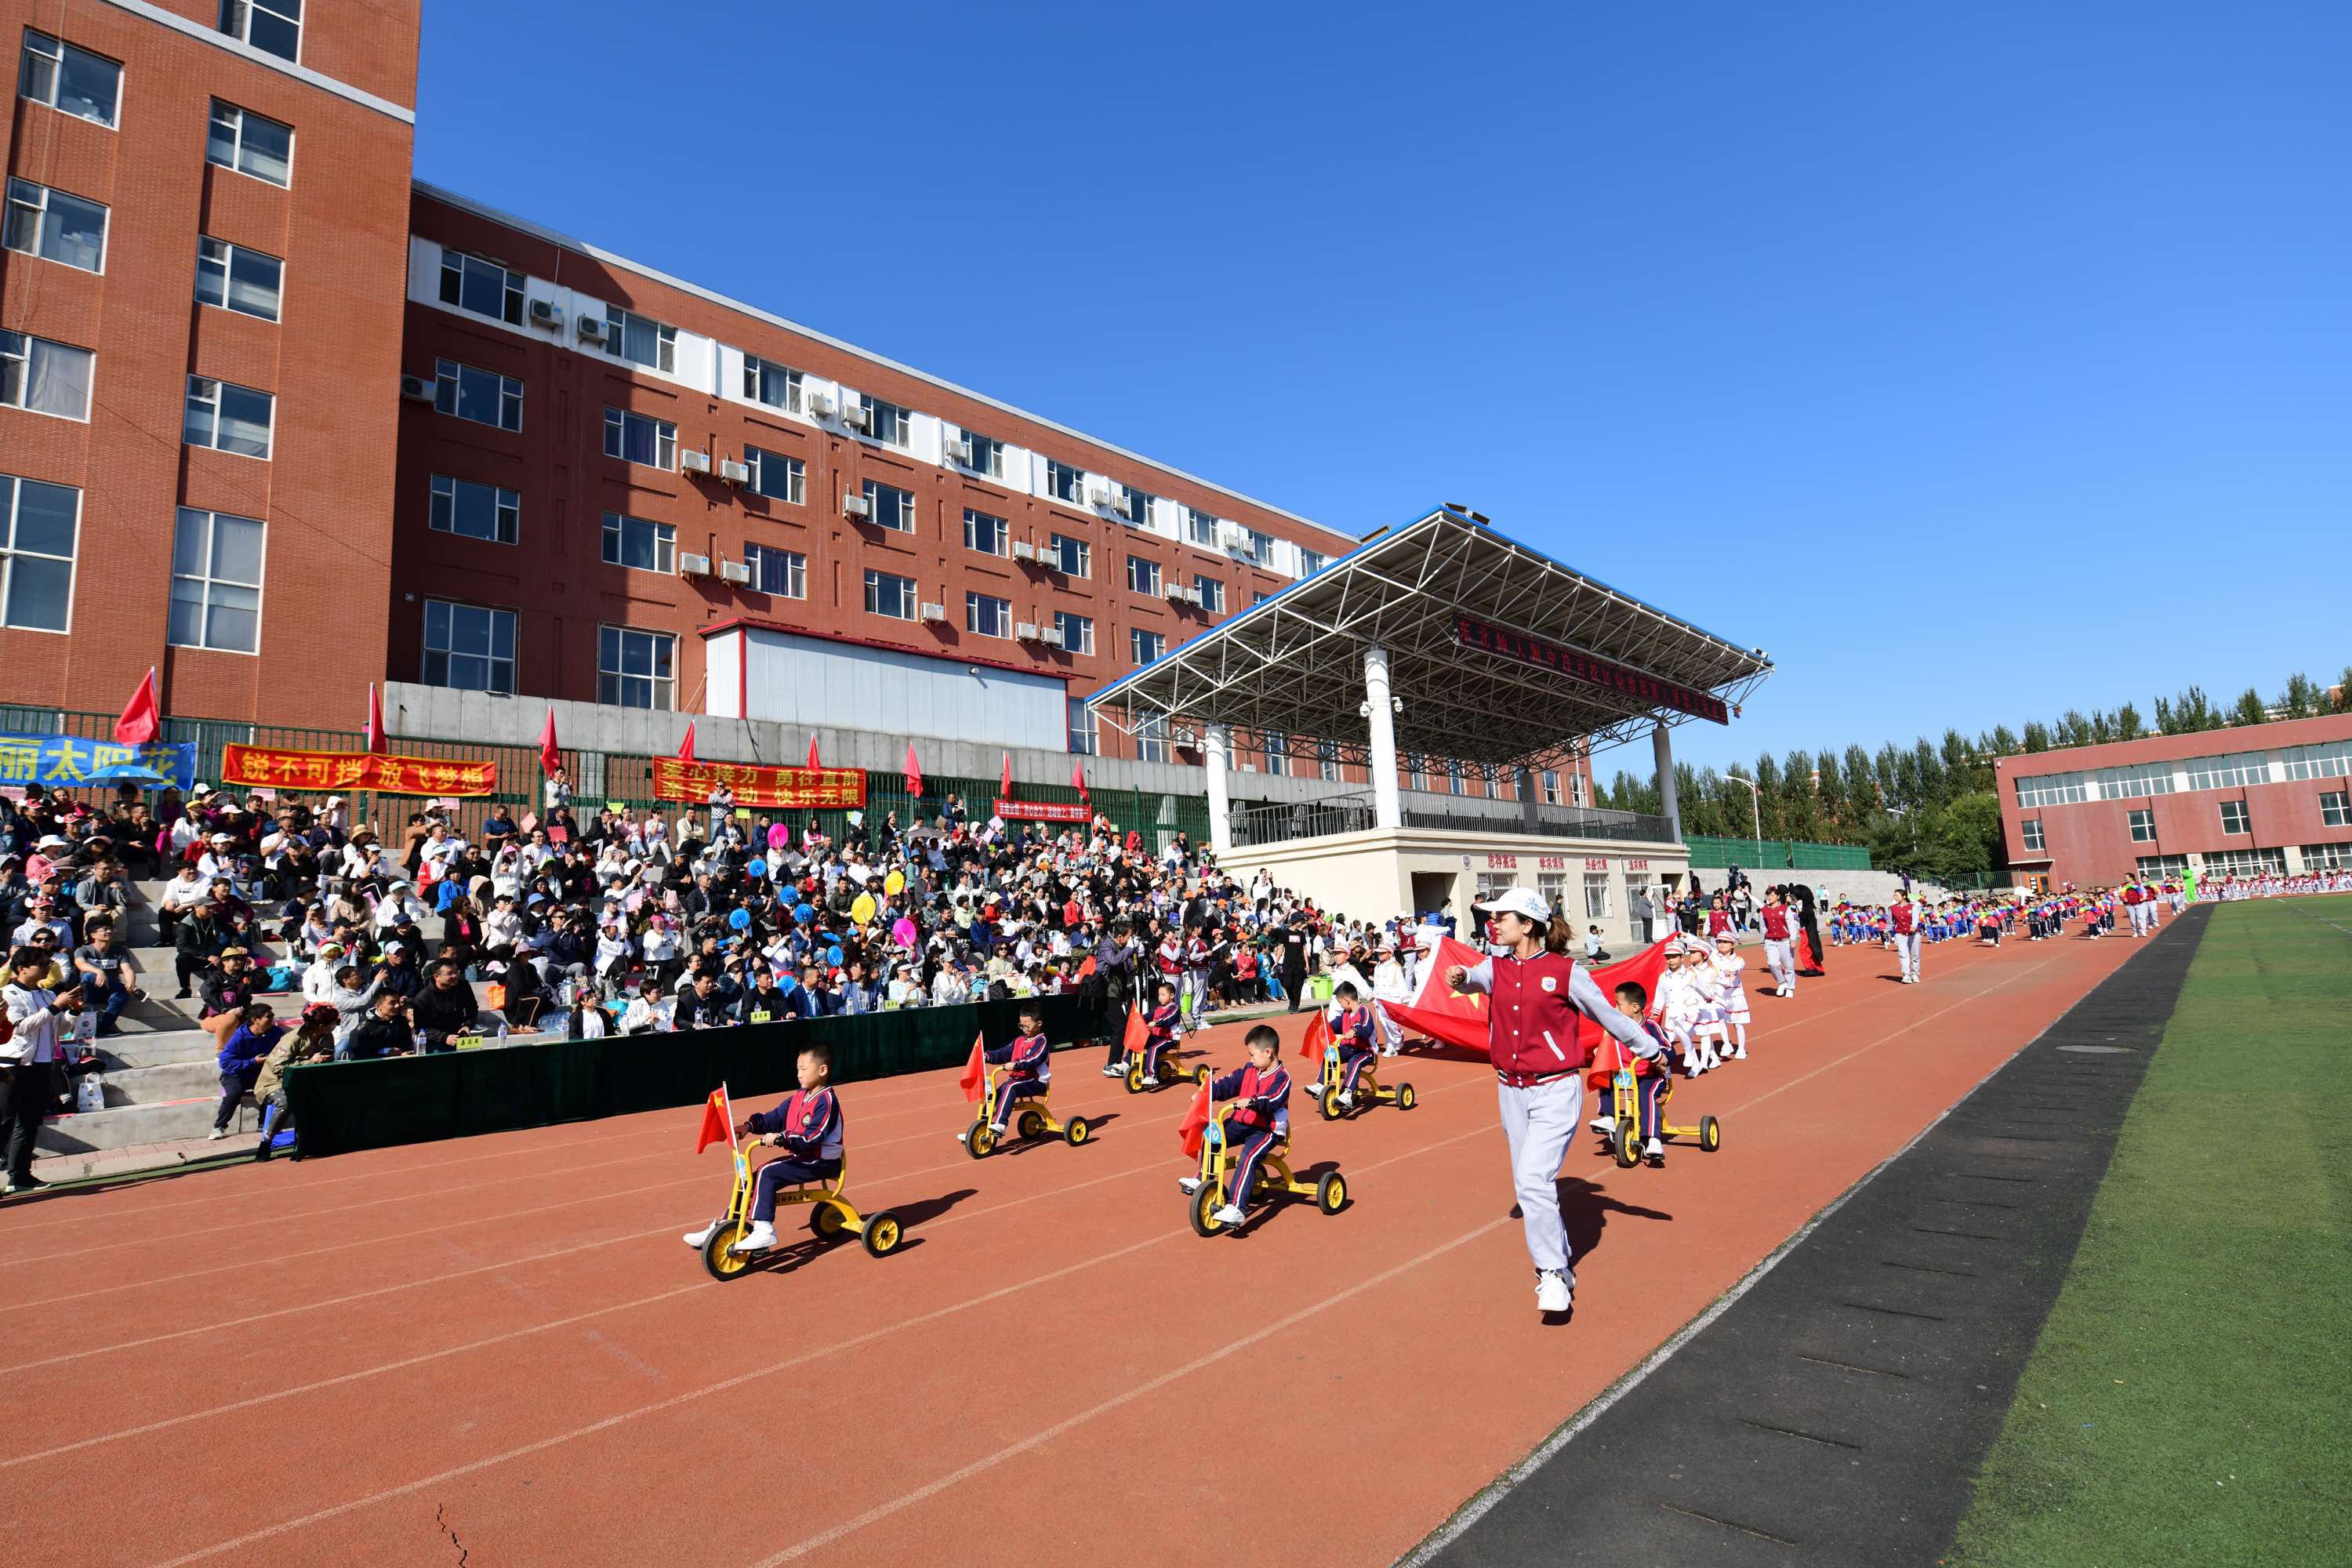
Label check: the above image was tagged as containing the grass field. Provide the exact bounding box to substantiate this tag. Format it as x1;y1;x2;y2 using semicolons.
1947;896;2352;1567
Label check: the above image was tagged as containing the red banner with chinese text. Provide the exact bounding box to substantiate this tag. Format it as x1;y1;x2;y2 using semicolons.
219;744;499;797
650;758;866;809
992;798;1090;822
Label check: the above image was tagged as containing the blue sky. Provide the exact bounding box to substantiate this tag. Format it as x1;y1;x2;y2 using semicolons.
416;1;2347;782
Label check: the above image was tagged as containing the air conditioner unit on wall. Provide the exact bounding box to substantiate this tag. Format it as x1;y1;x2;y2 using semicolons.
1216;519;1247;551
575;316;607;343
719;559;752;585
1085;479;1116;509
398;374;432;402
918;601;948;622
944;437;971;466
1115;494;1141;521
680;449;713;475
1163;581;1189;602
677;553;713;578
528;298;562;328
717;459;750;485
1009;540;1037;561
841;495;871;520
840;403;873;432
1014;622;1042;642
807;392;837;420
1038;627;1065;649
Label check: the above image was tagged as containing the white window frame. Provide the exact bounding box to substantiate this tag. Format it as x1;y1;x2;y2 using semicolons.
0;472;79;634
743;543;805;598
600;511;674;575
1044;459;1085;502
962;431;1006;478
420;599;516;696
1;332;93;422
2020;818;2045;852
741;354;803;412
1265;733;1287;777
1053;610;1093;655
206;100;293;187
1316;739;1339;782
2322;791;2351;829
1126;554;1160;596
862;479;915;532
195;235;282;321
437;249;522;326
181;374;270;456
5;178;107;274
2282;742;2352;781
169;506;264;654
965;591;1010;638
603;407;675;470
963;508;1007;556
1068;698;1098;756
863;568;916;620
436;358;521;432
20;31;121;129
1186;506;1219;546
1583;871;1613;920
1136;713;1167;764
1541;769;1562;805
2219;800;2251;836
601;309;677;373
743;445;804;503
2136;854;2190;881
2127;808;2156;844
1194;575;1224;615
1131;627;1163;667
1122;488;1159;528
1298;548;1327;578
429;474;519;546
2203;847;2286;878
858;394;911;447
597;625;676;710
1049;533;1090;578
218;0;301;64
2300;841;2352;869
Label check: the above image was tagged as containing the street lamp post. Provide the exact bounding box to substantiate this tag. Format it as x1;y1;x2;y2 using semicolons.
1726;771;1764;869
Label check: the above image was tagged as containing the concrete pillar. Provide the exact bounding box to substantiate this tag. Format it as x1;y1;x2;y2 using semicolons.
1364;644;1401;830
1652;721;1682;842
1515;765;1539;833
1205;722;1233;854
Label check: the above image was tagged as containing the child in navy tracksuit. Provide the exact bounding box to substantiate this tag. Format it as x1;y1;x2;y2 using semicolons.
1328;982;1377;1107
684;1043;843;1254
1182;1025;1290;1228
1142;980;1182;1081
984;1004;1052;1134
1613;982;1673;1163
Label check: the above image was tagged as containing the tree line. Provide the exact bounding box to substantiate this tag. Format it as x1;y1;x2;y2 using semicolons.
1599;666;2351;882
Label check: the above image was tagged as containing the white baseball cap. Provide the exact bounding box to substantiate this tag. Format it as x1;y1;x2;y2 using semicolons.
1475;887;1552;924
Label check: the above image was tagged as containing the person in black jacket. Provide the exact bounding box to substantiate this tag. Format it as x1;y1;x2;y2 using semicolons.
343;989;414;1059
673;971;733;1030
408;961;483;1052
174;903;224;999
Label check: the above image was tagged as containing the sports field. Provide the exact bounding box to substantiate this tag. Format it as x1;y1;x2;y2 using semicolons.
1947;896;2352;1567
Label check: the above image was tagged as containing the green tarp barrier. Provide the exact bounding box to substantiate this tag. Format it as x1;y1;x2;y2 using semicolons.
283;992;1121;1159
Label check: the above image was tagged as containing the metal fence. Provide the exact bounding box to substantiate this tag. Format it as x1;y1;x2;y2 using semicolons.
1232;791;1672;850
1682;833;1871;871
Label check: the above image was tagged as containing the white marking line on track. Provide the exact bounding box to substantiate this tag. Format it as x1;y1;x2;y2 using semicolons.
139;1115;1495;1567
1394;936;2140;1566
744;1218;1512;1566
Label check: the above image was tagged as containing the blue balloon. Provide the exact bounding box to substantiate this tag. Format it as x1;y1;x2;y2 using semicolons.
747;858;767;879
728;908;751;931
794;902;816;924
826;945;844;967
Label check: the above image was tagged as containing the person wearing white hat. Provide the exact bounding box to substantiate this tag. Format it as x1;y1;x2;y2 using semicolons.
1445;886;1660;1317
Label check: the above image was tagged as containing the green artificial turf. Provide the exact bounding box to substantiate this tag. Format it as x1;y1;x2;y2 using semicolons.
1946;896;2352;1567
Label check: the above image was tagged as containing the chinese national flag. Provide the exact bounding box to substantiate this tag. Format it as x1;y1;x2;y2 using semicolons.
1177;1082;1214;1157
364;682;387;754
693;1087;734;1154
1077;955;1097;980
1000;750;1013;799
1072;760;1089;802
114;667;161;746
807;734;821;770
904;742;922;799
1377;935;1497;1052
1120;1004;1147;1063
958;1033;987;1102
1298;1010;1332;1064
538;707;561;777
677;720;697;762
1574;939;1672;1055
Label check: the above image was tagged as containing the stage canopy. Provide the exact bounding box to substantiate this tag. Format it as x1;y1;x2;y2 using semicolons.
1087;504;1772;769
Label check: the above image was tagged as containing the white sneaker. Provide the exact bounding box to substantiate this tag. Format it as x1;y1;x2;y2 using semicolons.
208;1127;229;1141
1336;1092;1354;1108
730;1221;777;1254
1178;1176;1203;1195
1730;1044;1748;1060
989;1122;1007;1137
1589;1116;1617;1135
1102;1062;1125;1077
1645;1137;1664;1159
1211;1203;1245;1226
684;1224;716;1249
1535;1270;1572;1313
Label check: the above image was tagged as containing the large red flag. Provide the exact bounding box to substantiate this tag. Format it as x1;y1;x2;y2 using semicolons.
958;1033;987;1102
1575;939;1673;1055
807;734;821;770
538;708;561;777
677;720;697;762
1177;1082;1214;1157
364;682;387;754
1000;750;1013;799
903;742;922;798
1377;935;1497;1052
114;667;160;746
1119;1004;1147;1064
1298;1010;1332;1065
693;1086;734;1154
1072;760;1089;802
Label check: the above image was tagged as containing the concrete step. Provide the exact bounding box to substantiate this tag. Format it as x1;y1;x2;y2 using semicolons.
32;1134;251;1185
96;1028;221;1069
91;1059;223;1105
36;1095;258;1155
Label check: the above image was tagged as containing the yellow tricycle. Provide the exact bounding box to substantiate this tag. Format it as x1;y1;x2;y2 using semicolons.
961;1066;1093;1159
1181;1104;1346;1236
699;1142;905;1280
1307;1042;1415;1120
1602;1064;1722;1169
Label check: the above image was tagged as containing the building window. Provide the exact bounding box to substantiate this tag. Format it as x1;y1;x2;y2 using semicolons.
218;0;300;61
601;512;673;574
1583;872;1613;920
1406;753;1426;790
1298;548;1327;577
2185;752;2270;793
1571;772;1588;808
1053;610;1092;655
1193;575;1225;615
1045;459;1085;503
437;360;521;432
2203;847;2287;878
1049;533;1090;577
855;394;909;447
863;569;916;620
1265;733;1287;777
2020;818;2045;852
966;592;1009;637
961;431;1005;478
2092;763;2176;800
2128;808;2156;843
421;600;515;695
1121;488;1157;527
603;408;673;469
2282;742;2352;781
745;543;804;597
1541;770;1561;806
437;250;522;326
1;332;93;421
2013;771;2090;808
1136;713;1167;764
597;626;674;710
1449;762;1466;796
206;101;292;186
182;375;270;456
2323;791;2351;829
1239;527;1273;564
1068;699;1097;756
2301;841;2352;870
195;237;282;321
430;475;518;545
862;480;915;532
1316;739;1339;782
1131;628;1163;666
2136;854;2190;881
963;508;1007;556
168;507;263;652
743;445;803;503
741;354;801;412
0;473;78;633
1126;555;1160;596
1186;506;1219;546
5;179;106;273
2220;800;2250;836
20;31;120;128
601;309;676;373
1253;591;1274;607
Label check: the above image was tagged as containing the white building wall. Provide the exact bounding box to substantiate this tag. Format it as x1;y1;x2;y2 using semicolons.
734;628;1064;750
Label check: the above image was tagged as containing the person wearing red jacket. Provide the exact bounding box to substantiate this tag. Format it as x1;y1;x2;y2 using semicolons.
1759;888;1797;997
1889;892;1925;984
1448;887;1660;1316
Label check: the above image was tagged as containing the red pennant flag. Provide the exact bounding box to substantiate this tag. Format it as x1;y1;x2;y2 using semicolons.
693;1087;733;1154
807;734;821;770
538;707;561;777
1077;955;1098;980
677;720;697;762
904;742;922;799
1000;750;1013;799
1177;1082;1214;1157
1072;760;1089;802
1298;1011;1333;1064
1120;1004;1147;1064
113;667;161;746
958;1033;988;1102
364;682;387;754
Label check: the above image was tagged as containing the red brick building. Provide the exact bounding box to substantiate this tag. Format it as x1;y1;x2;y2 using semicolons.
0;0;416;728
1995;714;2352;888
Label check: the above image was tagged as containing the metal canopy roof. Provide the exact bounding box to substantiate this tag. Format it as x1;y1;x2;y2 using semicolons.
1087;505;1773;771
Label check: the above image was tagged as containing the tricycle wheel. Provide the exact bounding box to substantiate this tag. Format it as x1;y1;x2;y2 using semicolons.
1125;1061;1145;1094
1194;1064;1212;1086
808;1201;848;1240
1700;1115;1722;1152
860;1210;905;1258
1319;1087;1345;1120
966;1123;997;1159
1189;1179;1225;1236
1613;1121;1642;1168
1017;1109;1047;1142
1063;1115;1091;1147
702;1218;756;1281
1316;1171;1348;1214
1397;1083;1417;1110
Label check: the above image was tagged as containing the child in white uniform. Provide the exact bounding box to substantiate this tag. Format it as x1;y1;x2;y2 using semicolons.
1709;931;1751;1060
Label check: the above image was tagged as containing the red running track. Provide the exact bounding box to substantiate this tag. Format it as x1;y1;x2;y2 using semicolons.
0;929;2147;1566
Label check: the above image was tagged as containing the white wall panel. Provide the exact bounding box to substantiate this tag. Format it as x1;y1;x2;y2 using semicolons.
738;629;1064;750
